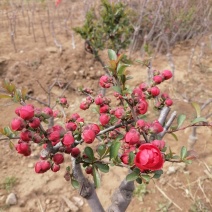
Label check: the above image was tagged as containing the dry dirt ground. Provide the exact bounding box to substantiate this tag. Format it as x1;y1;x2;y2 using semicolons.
0;1;212;212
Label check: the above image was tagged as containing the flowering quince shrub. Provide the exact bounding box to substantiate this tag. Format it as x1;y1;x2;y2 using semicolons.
0;50;210;211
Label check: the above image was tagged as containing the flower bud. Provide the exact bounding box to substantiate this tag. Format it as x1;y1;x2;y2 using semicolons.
153;75;163;84
20;130;32;142
19;104;34;120
29;117;40;128
11;117;26;131
82;129;96;144
150;86;160;97
53;153;64;165
114;107;125;119
124;128;140;145
99;114;110;126
65;122;77;131
51;164;60;172
162;70;172;80
62;132;75;147
151;140;165;150
165;98;173;106
71;147;81;157
99;104;109;113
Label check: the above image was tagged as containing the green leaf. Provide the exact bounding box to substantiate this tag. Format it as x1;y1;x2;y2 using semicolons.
110;141;121;160
71;179;80;189
84;147;94;161
141;175;150;183
191;102;201;117
9;141;14;150
153;170;163;179
95;162;109;173
128;151;135;166
177;114;186;129
180;146;187;160
170;132;178;141
97;144;106;158
136;178;142;184
126;171;139;181
191;117;207;125
108;49;117;60
117;63;130;75
92;166;101;188
112;86;122;94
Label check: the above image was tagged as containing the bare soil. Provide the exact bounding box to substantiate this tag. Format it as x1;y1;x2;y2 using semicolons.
0;1;212;212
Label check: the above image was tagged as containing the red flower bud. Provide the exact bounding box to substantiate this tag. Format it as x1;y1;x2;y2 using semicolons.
19;104;34;120
71;147;80;157
42;107;53;117
151;140;165;150
99;104;109;113
20;130;32;142
99;114;110;126
162;70;172;80
82;129;96;144
29;117;40;128
95;95;104;105
62;132;75;147
89;124;100;135
99;75;113;88
136;100;148;115
85;166;93;174
165;98;173;106
70;113;80;121
11;117;26;131
65;122;77;131
15;142;31;156
51;164;60;172
32;133;42;143
124;128;140;145
80;101;89;110
114;107;125;119
53;153;64;165
150;86;160;97
153;75;163;84
150;120;163;134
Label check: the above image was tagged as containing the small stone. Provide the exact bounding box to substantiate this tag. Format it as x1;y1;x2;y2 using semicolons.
28;163;34;168
72;196;83;207
167;166;176;175
45;199;51;204
6;193;17;205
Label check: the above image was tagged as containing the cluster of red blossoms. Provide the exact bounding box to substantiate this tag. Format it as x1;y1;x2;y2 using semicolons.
10;68;173;175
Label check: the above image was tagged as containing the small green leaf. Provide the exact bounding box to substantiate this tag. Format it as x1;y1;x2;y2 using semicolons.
9;141;14;150
84;147;94;161
136;178;142;184
170;132;178;141
191;102;201;118
128;151;135;166
153;170;163;179
97;144;106;158
141;175;150;183
112;86;122;94
92;166;101;188
180;146;187;160
71;179;80;189
126;171;139;181
177;114;186;129
110;141;121;160
108;49;117;60
117;63;130;75
95;162;109;173
191;117;207;125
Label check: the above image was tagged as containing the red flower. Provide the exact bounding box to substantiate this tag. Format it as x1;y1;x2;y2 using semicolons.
114;107;125;119
134;143;164;171
151;140;165;150
19;104;34;120
150;120;163;134
71;147;80;157
99;75;113;88
53;154;64;165
65;122;77;131
150;86;160;97
162;70;172;80
82;129;96;144
29;117;40;128
62;132;75;147
124;128;140;145
99;114;110;126
11;117;26;131
165;98;173;106
136;100;148;115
